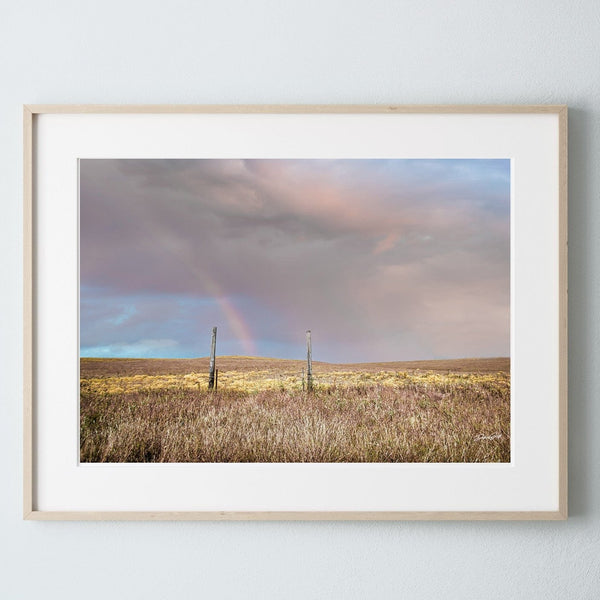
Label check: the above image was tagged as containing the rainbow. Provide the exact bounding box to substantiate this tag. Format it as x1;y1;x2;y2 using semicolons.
124;203;257;356
199;276;257;356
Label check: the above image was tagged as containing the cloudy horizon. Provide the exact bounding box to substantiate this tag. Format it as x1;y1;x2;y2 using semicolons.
80;158;510;363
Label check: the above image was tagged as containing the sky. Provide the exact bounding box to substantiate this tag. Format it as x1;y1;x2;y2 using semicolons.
79;158;510;363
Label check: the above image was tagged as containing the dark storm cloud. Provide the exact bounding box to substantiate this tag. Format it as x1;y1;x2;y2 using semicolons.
80;159;510;361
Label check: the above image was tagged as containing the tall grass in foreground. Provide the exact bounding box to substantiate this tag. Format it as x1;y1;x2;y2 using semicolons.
80;373;510;462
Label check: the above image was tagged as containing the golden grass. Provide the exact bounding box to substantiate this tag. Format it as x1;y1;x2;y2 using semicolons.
80;358;510;463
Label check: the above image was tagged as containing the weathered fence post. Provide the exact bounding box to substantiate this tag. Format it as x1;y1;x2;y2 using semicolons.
306;330;313;392
208;326;217;390
302;367;305;391
215;368;219;391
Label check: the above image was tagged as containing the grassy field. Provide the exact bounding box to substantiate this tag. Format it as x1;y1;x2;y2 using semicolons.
80;356;510;463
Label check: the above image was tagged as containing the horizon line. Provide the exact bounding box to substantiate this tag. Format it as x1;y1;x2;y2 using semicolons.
80;354;510;364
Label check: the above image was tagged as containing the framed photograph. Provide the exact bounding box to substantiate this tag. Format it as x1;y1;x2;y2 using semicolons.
23;105;567;520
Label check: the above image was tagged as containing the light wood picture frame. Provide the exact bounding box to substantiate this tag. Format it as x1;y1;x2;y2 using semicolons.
23;104;567;520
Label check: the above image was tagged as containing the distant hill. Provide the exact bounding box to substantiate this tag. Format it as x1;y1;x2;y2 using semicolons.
80;356;510;378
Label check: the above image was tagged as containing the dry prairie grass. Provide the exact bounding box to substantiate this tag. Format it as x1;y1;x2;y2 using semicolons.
80;357;510;463
81;356;510;377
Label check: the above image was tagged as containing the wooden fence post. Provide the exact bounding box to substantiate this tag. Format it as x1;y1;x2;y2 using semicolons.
208;326;217;390
215;368;219;391
306;330;313;392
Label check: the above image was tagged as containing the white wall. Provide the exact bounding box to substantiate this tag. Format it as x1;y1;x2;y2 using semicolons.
1;1;598;597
